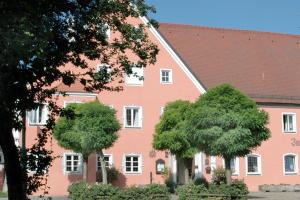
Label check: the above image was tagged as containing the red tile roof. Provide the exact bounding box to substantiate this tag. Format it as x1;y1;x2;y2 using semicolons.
159;23;300;104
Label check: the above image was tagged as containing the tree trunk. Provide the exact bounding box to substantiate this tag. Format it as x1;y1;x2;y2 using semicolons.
82;157;88;181
224;158;232;185
98;150;107;184
0;115;26;200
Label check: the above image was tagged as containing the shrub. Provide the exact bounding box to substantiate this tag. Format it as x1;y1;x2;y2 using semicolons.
118;184;170;200
209;180;248;200
212;167;226;185
194;176;209;188
87;184;119;200
68;182;89;200
176;182;208;200
165;178;177;193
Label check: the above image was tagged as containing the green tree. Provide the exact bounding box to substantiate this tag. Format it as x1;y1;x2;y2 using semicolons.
54;100;120;184
153;100;197;183
0;1;158;198
187;84;270;185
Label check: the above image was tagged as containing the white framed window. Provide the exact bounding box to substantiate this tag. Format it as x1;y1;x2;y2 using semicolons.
222;157;239;175
282;113;297;133
246;154;262;175
28;104;48;125
283;153;298;174
210;156;217;170
125;67;144;86
160;69;172;84
96;154;113;171
63;153;82;174
123;154;142;174
12;129;20;147
64;100;82;108
124;106;142;128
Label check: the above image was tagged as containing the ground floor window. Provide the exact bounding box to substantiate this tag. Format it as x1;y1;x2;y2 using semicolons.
246;154;261;175
124;154;142;174
96;154;112;171
64;153;82;174
284;154;298;174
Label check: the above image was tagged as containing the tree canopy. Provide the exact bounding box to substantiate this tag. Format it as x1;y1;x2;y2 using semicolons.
153;100;197;158
0;0;158;198
187;84;270;184
54;100;120;182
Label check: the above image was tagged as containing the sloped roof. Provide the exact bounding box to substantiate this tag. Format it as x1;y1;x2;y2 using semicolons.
159;23;300;104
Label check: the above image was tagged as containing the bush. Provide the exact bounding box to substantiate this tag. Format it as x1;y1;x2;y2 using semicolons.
209;180;248;200
176;182;208;200
87;184;119;200
68;181;89;200
118;184;170;200
194;176;209;188
212;167;226;185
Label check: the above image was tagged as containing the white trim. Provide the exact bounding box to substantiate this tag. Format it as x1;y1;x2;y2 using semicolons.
123;154;142;175
210;156;217;171
140;16;206;94
282;112;297;134
96;154;113;171
160;68;173;84
125;67;144;86
63;152;83;175
27;103;48;126
246;154;262;176
283;153;298;175
63;100;83;108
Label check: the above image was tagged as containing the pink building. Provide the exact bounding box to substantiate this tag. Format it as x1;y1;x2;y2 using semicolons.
7;19;300;195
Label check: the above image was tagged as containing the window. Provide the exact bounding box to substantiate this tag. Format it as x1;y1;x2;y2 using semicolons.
210;156;217;170
230;158;240;175
283;113;296;133
64;153;82;174
28;104;48;125
124;106;142;128
96;154;113;171
123;155;142;174
96;64;112;82
160;107;165;117
160;69;172;84
125;67;144;86
246;154;261;175
64;100;82;108
284;154;298;174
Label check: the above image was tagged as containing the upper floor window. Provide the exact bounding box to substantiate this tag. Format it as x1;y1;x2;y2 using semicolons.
28;104;48;125
283;113;296;133
63;153;82;174
124;106;142;128
160;69;172;84
96;154;113;171
284;154;298;174
125;67;144;86
123;154;142;174
246;154;261;175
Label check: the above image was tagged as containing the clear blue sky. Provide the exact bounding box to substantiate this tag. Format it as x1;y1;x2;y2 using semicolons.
146;0;300;35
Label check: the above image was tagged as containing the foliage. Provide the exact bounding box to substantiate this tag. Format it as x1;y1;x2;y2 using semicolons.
68;183;170;200
153;100;197;158
96;167;120;183
176;182;208;200
211;167;227;185
209;181;248;200
165;178;177;194
188;84;270;159
194;176;209;188
54;101;120;159
1;0;158;198
68;181;90;200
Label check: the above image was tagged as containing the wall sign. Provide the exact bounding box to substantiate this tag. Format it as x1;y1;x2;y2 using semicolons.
291;138;300;146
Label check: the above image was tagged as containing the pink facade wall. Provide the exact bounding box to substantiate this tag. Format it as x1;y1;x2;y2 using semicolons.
25;17;201;195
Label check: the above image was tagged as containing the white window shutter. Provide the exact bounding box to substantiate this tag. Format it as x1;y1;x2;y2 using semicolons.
122;155;126;173
139;155;143;173
62;154;66;173
123;107;126;127
139;107;143;128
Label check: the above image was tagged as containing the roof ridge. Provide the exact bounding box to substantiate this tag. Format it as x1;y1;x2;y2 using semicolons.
159;22;300;38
